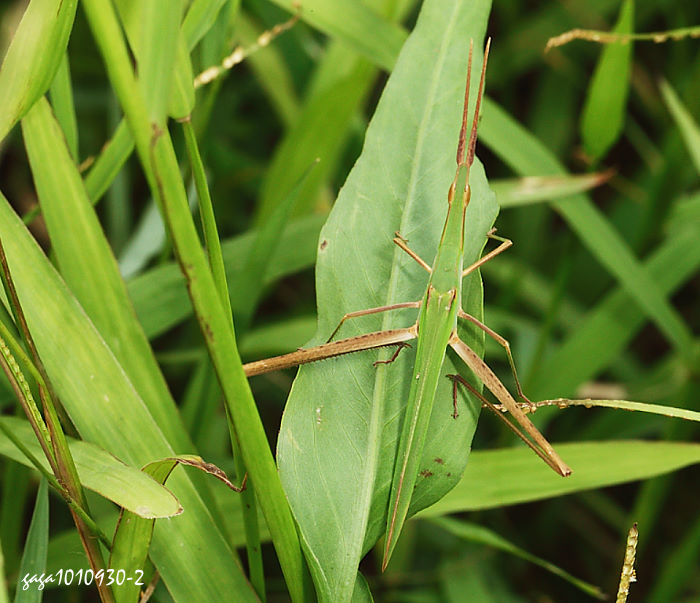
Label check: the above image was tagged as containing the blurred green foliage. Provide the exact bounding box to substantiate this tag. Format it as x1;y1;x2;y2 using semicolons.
0;0;699;601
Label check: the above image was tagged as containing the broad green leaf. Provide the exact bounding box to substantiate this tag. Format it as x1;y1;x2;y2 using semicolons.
0;0;78;142
0;417;181;518
0;192;256;600
421;441;700;514
660;79;700;176
14;479;48;603
277;0;493;599
580;0;634;160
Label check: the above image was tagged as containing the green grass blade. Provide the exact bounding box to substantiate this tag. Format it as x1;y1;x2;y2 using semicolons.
481;97;694;360
0;0;78;142
427;516;605;599
421;441;700;514
83;120;135;204
109;455;242;603
183;0;228;49
528;225;700;398
113;0;180;127
81;0;309;597
646;513;700;603
0;191;256;600
0;417;181;518
129;213;324;339
14;479;48;603
580;0;634;161
21;96;196;455
493;172;611;208
660;79;700;176
276;1;493;599
266;0;406;71
48;54;78;160
256;49;376;221
182;116;265;600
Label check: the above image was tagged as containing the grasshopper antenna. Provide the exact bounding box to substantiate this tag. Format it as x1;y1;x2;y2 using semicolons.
456;38;491;188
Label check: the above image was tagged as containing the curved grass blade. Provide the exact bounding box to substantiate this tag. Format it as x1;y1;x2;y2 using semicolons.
15;479;48;603
0;417;181;519
0;0;78;142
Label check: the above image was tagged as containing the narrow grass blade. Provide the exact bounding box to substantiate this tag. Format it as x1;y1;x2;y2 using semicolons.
113;0;180;127
659;79;700;176
21;97;196;457
481;98;694;360
646;514;700;603
493;172;612;208
528;225;700;398
182;0;228;49
83;120;135;204
109;455;242;603
0;0;78;142
15;479;48;603
266;0;406;71
48;54;78;160
427;516;605;599
128;213;324;339
81;1;308;597
580;0;634;161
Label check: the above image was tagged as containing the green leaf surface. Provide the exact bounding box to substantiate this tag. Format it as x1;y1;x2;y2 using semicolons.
0;0;78;142
0;417;181;518
493;172;611;208
109;455;240;603
266;0;406;71
21;96;197;459
277;0;493;599
660;79;700;176
182;0;228;50
0;192;256;600
580;0;634;160
14;479;48;603
421;441;700;514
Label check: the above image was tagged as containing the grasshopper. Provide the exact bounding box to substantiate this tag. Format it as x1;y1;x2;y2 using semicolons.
244;39;571;568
